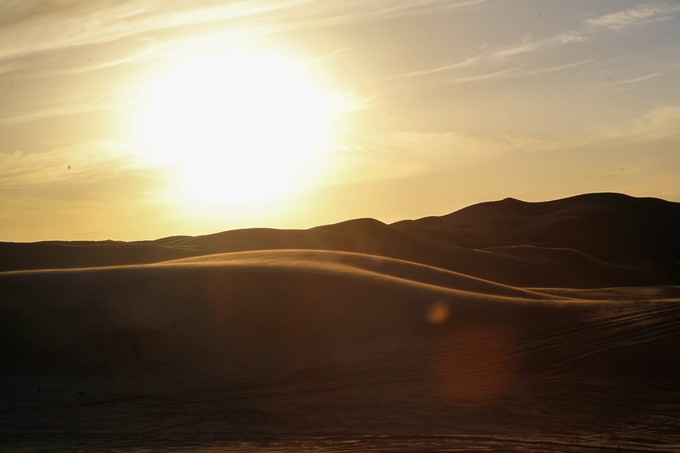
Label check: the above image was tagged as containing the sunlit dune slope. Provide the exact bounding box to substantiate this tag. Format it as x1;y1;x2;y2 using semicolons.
165;249;553;300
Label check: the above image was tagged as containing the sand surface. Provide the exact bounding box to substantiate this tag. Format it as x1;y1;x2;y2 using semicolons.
1;194;679;451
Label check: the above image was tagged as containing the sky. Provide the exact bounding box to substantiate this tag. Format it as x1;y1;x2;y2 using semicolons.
1;0;679;241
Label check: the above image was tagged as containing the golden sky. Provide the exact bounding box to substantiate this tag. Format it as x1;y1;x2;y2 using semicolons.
2;0;680;241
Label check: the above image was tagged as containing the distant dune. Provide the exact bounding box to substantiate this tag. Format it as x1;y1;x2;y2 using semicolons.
2;193;678;287
1;193;679;450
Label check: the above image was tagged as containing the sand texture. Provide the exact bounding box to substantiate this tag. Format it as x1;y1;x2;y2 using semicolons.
1;193;679;451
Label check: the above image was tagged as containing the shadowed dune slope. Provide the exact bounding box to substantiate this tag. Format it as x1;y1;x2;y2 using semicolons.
0;241;197;272
393;193;680;264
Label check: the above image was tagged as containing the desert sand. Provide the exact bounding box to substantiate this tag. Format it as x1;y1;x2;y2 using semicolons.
1;193;679;451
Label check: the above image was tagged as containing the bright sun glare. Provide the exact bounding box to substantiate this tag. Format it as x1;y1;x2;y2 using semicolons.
143;52;346;206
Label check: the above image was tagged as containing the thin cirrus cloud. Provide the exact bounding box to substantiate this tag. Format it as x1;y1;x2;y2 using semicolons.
378;2;678;86
584;3;680;31
377;51;595;87
0;92;136;127
0;0;485;126
0;140;135;188
376;29;590;85
33;41;158;78
375;57;480;83
440;58;595;86
0;0;297;64
0;0;486;62
342;103;680;187
488;30;588;61
621;105;680;142
591;71;666;91
1;1;675;128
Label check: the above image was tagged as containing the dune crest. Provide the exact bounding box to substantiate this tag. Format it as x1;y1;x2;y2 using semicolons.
2;193;678;288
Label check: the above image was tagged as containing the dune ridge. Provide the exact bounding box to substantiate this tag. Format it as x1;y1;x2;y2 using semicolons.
2;192;678;287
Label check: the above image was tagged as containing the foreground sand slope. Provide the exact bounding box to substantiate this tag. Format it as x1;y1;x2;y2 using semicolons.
2;250;679;449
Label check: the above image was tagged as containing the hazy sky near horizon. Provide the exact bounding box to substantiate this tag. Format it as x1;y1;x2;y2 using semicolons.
1;0;679;241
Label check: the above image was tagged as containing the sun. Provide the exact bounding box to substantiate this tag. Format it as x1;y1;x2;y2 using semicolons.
141;52;345;206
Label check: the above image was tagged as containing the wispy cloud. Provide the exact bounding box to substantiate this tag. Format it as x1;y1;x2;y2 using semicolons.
36;41;157;77
584;3;680;31
383;58;595;87
490;29;590;61
618;104;680;141
0;140;136;188
499;3;680;58
490;37;544;60
445;67;520;85
0;0;485;125
591;71;665;90
514;59;595;77
326;127;601;187
325;130;512;185
582;104;680;145
377;57;480;82
378;2;678;86
334;103;680;187
0;94;136;127
0;0;486;63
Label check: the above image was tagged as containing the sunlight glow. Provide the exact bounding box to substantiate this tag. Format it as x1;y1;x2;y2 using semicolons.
142;52;350;206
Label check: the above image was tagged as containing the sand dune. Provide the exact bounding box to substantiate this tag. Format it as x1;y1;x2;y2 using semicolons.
394;193;680;263
2;193;678;287
2;250;677;377
2;193;680;450
0;240;197;272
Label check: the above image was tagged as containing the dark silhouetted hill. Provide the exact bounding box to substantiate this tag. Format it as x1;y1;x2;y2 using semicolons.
1;193;678;287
